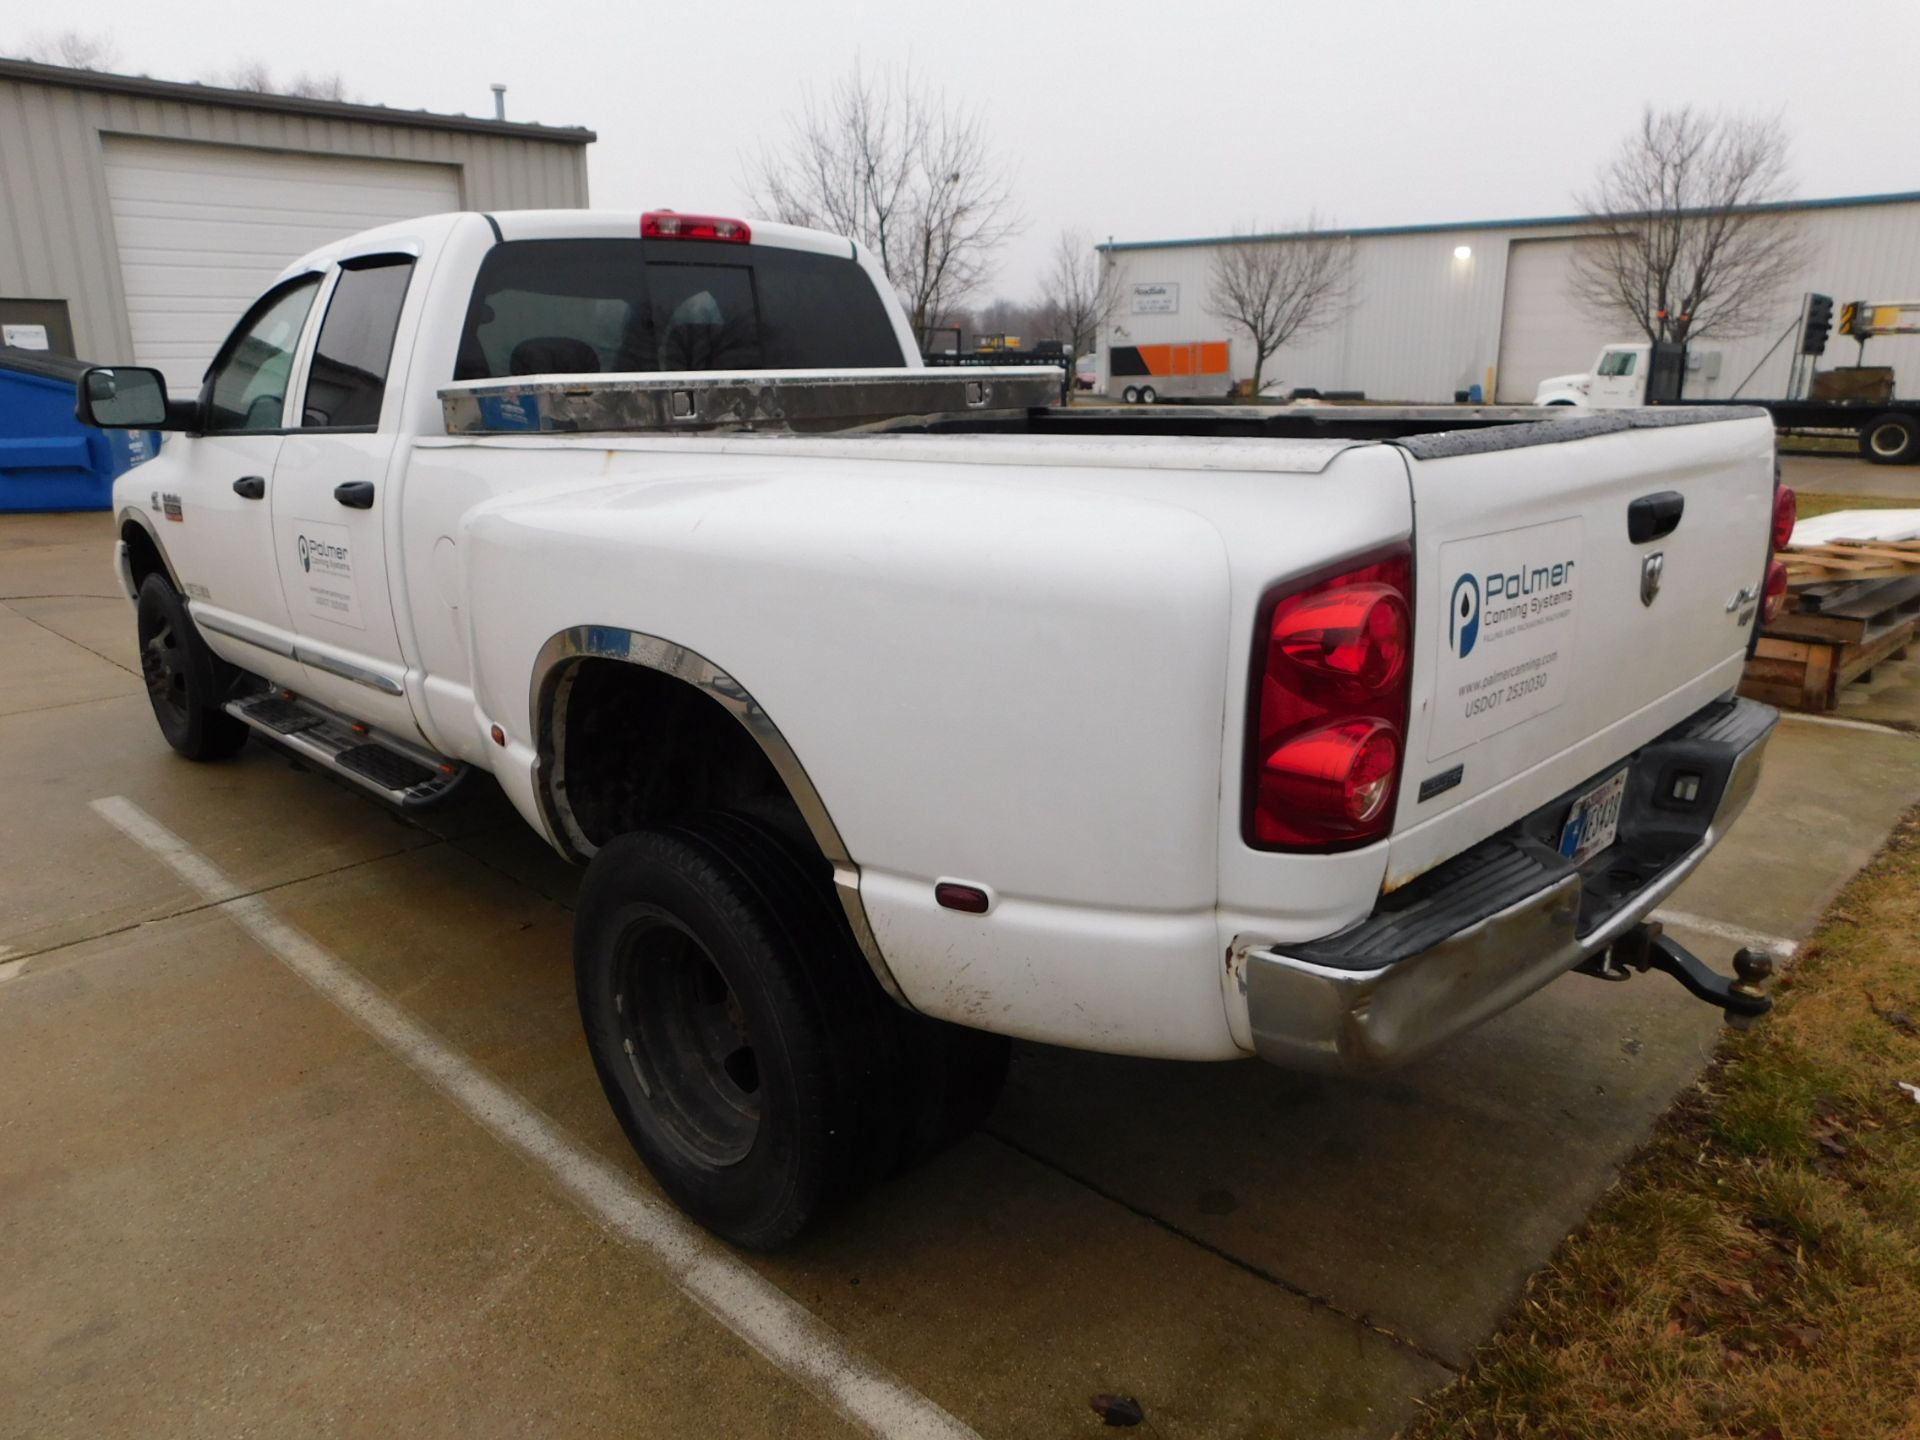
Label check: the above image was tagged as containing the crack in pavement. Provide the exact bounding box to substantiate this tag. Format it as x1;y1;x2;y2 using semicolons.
0;837;442;975
0;595;139;676
983;1128;1463;1375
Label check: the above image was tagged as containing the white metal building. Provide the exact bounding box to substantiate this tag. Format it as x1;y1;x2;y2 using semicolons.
0;59;593;389
1097;193;1920;404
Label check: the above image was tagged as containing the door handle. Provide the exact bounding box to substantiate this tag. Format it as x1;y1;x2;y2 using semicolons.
232;475;266;500
1628;491;1684;543
333;481;376;509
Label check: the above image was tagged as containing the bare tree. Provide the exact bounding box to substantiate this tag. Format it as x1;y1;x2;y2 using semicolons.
1571;107;1810;346
287;72;351;101
749;61;1021;337
1034;228;1118;359
961;296;1049;346
18;30;120;69
208;62;352;101
1205;219;1358;395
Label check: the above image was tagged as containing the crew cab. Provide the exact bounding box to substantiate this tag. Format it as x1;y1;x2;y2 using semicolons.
81;209;1791;1248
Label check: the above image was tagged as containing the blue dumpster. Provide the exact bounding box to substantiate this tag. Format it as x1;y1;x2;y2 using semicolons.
0;347;161;512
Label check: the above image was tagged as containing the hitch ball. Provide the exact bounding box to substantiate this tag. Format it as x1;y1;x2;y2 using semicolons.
1727;947;1775;1029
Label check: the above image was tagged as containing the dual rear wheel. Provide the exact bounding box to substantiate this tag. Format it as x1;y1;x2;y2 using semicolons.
574;810;1010;1249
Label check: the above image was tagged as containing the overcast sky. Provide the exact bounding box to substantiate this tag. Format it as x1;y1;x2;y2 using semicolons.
6;0;1917;302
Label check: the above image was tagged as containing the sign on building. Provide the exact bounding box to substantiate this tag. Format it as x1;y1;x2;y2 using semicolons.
1131;283;1179;315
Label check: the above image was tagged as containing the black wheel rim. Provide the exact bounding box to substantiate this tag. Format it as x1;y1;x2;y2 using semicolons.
140;614;191;723
1870;422;1907;458
612;912;760;1167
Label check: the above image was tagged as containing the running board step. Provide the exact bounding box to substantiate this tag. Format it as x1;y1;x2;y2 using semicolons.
226;692;466;808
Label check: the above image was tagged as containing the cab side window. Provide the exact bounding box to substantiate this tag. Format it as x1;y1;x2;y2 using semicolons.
1598;350;1638;377
303;257;416;429
204;276;323;432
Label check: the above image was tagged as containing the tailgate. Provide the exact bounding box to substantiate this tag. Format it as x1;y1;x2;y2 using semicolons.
1386;410;1776;886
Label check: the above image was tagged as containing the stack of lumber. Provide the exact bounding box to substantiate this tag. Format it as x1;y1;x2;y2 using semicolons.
1742;527;1920;711
1780;538;1920;586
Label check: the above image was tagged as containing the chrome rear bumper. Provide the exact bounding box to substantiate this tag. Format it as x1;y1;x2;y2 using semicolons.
1244;697;1777;1073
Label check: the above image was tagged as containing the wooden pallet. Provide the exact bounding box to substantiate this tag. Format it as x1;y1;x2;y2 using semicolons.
1740;574;1920;711
1783;539;1920;585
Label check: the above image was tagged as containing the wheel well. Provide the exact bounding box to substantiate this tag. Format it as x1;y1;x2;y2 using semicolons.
545;657;800;855
121;520;171;589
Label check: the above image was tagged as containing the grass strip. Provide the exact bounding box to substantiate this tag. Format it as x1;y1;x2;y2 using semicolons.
1406;808;1920;1440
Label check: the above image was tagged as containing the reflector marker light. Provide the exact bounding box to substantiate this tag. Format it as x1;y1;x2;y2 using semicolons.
934;882;991;914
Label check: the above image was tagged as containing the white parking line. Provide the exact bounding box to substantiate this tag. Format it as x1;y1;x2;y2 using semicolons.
91;796;977;1440
1649;907;1798;959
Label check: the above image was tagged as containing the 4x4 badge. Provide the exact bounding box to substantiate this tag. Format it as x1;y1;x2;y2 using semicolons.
1640;551;1664;606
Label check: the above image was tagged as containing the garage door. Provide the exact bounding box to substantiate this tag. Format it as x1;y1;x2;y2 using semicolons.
103;137;462;390
1494;237;1610;402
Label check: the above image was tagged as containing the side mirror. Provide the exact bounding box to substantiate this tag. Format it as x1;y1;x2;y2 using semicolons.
76;366;196;431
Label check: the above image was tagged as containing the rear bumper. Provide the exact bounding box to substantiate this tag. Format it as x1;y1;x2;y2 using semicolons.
1244;697;1777;1073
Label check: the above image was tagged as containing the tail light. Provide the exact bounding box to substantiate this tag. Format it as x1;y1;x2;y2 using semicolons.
1771;485;1797;551
1247;549;1413;850
1760;483;1796;625
1762;559;1790;622
641;210;751;243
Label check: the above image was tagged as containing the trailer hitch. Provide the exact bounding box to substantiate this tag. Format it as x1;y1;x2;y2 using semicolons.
1579;921;1775;1028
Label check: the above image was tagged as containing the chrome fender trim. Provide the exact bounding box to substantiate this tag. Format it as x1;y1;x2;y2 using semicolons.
293;643;405;696
194;607;296;659
528;625;906;1004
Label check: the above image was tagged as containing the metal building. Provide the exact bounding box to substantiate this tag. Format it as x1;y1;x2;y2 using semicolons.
1097;193;1920;404
0;59;593;388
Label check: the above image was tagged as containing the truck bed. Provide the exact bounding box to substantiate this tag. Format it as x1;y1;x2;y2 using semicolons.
440;366;1766;449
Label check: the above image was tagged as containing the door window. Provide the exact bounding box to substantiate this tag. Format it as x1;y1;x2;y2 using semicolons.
204;276;322;432
302;257;416;429
1598;350;1639;377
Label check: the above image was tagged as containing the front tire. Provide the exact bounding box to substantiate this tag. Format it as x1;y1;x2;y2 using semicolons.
574;811;1008;1249
1860;412;1917;465
1121;385;1140;404
135;573;248;761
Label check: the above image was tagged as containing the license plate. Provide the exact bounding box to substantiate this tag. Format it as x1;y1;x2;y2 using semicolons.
1558;768;1628;865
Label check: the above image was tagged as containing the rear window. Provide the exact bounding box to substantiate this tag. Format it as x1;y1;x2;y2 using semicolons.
452;238;905;380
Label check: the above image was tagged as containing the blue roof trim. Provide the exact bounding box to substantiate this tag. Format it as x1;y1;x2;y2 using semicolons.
1096;191;1920;253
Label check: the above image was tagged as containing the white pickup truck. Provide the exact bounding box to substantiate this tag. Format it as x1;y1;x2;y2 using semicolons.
81;209;1794;1248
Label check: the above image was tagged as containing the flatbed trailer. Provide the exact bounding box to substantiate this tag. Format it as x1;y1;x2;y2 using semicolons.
1679;397;1920;465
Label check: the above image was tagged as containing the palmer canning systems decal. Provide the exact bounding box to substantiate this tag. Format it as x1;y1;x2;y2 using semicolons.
1428;516;1583;761
292;520;365;630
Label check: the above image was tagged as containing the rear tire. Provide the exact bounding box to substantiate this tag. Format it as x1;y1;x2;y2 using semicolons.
135;573;248;761
574;810;1008;1248
1860;412;1918;465
1139;385;1158;404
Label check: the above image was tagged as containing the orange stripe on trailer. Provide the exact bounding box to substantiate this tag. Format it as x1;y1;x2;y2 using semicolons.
1199;342;1230;376
1137;344;1173;376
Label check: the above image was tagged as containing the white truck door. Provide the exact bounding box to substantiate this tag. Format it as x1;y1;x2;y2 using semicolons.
269;256;423;739
1590;346;1649;408
167;274;323;672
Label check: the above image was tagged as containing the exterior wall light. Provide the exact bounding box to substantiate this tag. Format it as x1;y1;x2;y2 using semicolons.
1453;245;1473;261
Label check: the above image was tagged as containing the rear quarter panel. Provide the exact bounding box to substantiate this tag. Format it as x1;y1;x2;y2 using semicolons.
458;448;1247;1052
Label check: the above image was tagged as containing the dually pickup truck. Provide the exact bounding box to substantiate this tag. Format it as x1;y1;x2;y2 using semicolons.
80;208;1794;1248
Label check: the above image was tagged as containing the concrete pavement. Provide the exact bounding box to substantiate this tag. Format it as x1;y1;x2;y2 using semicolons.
2;491;1918;1438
